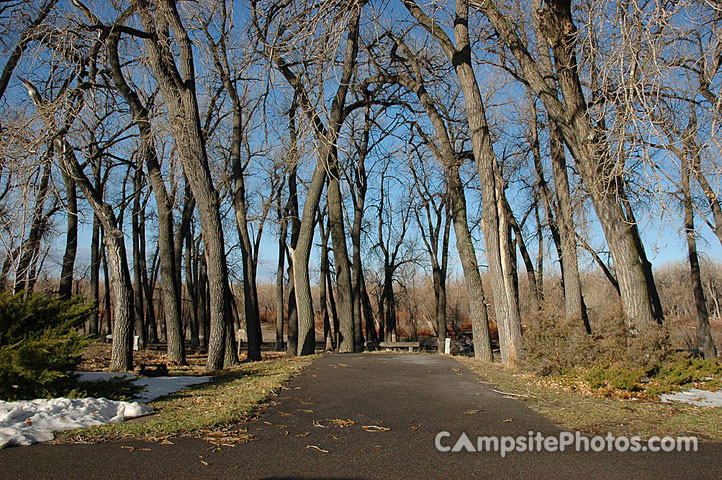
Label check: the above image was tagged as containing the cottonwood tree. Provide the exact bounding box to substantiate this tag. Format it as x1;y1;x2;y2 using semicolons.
252;0;365;354
401;0;522;364
475;0;666;334
201;1;270;361
130;0;236;370
21;69;136;370
408;147;452;352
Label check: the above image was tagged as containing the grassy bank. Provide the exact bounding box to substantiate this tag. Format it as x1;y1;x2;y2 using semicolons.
456;356;722;441
57;355;318;444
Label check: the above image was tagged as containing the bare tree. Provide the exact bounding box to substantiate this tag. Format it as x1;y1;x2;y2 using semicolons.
476;0;662;332
131;0;236;370
252;0;365;354
402;0;522;364
20;76;135;371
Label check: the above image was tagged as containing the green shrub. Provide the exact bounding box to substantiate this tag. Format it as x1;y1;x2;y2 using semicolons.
0;292;94;400
647;355;722;393
584;364;647;392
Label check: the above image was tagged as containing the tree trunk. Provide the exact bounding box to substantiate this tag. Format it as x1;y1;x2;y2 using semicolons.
449;168;494;361
682;137;716;359
319;216;334;351
15;152;52;295
90;214;101;335
101;240;112;337
134;0;230;370
57;170;77;300
131;169;146;350
327;160;355;352
505;197;540;314
276;197;286;352
107;33;186;362
285;101;300;356
361;274;378;343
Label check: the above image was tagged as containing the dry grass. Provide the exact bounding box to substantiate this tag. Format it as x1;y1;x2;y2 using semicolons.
456;356;722;441
56;353;318;445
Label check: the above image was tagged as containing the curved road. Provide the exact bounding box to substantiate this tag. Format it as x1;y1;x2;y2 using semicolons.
1;353;721;479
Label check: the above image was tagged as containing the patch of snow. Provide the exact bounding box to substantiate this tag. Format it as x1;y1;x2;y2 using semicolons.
660;388;722;407
131;376;212;403
0;397;152;448
74;371;212;403
0;373;213;448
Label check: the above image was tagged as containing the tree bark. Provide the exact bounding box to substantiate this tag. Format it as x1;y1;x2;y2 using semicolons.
402;0;522;364
57;169;77;300
107;33;186;363
133;0;231;370
682;133;716;359
327;151;355;352
319;213;334;351
276;194;286;351
131;167;146;349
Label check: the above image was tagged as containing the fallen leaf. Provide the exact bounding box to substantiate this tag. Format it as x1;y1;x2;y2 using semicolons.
327;418;356;427
120;446;151;451
306;445;329;453
503;418;513;422
361;425;391;432
296;432;311;437
295;409;314;413
464;409;482;415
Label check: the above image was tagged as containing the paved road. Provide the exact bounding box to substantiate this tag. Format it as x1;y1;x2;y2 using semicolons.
2;353;721;479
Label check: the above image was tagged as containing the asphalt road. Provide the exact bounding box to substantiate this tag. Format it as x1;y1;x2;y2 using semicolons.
1;353;721;479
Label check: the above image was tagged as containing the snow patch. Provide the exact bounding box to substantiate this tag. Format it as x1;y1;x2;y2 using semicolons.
74;372;212;403
0;372;212;448
0;397;152;448
660;388;722;407
131;376;212;403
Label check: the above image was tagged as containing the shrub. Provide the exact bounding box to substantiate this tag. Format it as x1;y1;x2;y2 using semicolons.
583;364;647;392
523;301;673;376
0;292;94;400
523;306;599;376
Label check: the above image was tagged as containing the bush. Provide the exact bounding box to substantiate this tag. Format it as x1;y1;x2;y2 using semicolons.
523;306;600;376
583;364;647;392
523;301;673;376
0;292;94;400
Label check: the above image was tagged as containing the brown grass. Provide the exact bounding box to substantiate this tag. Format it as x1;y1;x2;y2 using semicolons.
456;356;722;441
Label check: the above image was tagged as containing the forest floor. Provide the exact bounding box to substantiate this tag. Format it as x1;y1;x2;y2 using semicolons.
1;353;721;479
